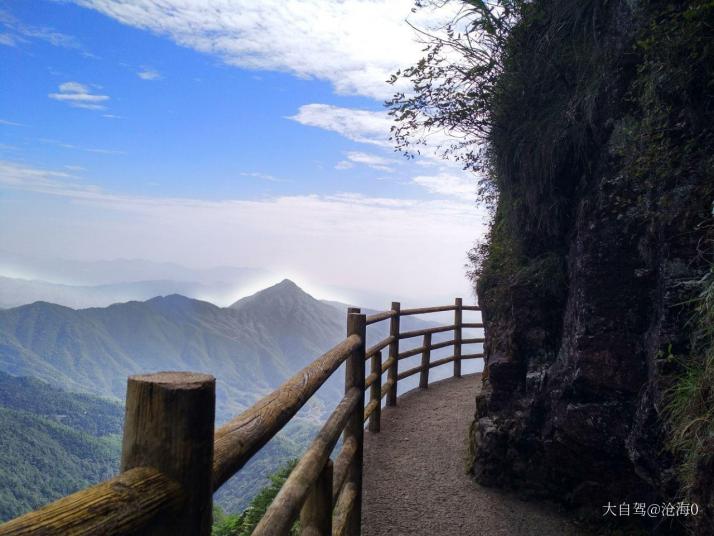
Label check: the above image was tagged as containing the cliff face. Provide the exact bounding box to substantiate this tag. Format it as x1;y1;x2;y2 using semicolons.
470;1;713;534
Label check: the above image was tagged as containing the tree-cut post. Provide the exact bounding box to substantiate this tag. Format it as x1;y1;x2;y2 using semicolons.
369;350;382;432
344;312;366;536
300;459;333;536
121;371;215;536
387;301;400;406
454;298;462;378
419;333;431;389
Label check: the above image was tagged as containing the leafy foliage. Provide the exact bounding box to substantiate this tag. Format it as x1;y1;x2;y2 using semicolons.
666;262;714;494
0;374;122;521
0;371;123;436
213;460;299;536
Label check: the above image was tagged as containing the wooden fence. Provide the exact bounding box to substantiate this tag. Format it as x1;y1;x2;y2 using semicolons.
0;299;483;536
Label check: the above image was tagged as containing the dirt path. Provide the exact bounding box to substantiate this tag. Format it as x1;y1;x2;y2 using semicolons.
361;374;586;536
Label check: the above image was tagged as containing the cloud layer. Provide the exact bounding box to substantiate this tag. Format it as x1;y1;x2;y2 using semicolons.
0;159;485;301
71;0;455;99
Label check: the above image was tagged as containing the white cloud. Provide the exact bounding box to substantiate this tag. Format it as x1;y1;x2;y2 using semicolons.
0;159;487;301
38;138;125;155
239;171;280;182
137;67;161;80
335;161;354;170
344;151;397;172
0;10;89;53
412;172;475;197
289;104;392;146
0;118;25;127
70;0;459;100
48;82;110;110
0;33;16;46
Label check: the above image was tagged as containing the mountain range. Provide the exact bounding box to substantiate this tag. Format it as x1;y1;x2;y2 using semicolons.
0;278;448;520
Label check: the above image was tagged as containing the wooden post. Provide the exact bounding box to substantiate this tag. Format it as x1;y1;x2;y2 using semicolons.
369;350;382;432
121;371;215;536
419;333;431;389
344;312;366;536
300;459;333;536
454;298;462;378
387;301;400;406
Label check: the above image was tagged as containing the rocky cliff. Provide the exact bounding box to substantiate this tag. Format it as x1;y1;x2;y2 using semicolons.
470;1;713;534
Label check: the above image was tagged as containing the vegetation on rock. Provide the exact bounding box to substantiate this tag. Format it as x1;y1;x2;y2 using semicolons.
389;0;713;533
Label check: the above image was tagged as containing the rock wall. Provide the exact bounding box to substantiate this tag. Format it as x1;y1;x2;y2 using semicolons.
470;1;713;534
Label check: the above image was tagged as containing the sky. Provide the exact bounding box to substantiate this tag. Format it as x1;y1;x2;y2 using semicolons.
0;0;487;306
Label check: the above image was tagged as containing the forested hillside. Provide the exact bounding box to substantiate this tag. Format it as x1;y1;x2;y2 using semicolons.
0;372;121;521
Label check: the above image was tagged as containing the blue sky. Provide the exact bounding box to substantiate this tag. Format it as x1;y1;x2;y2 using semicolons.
0;0;486;304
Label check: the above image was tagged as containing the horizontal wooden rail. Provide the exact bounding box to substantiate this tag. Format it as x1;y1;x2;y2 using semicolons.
398;344;427;359
212;334;361;491
462;353;484;360
399;324;455;340
1;299;486;536
366;335;394;359
397;364;424;381
429;355;457;369
365;310;396;325
251;387;362;535
0;468;183;536
400;305;455;315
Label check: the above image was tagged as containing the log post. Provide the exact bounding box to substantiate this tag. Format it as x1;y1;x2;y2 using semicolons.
344;312;366;536
419;333;431;389
387;301;400;406
300;459;333;536
454;297;462;378
368;350;382;432
121;371;215;536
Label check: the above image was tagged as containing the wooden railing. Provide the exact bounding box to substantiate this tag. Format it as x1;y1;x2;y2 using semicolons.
0;299;483;536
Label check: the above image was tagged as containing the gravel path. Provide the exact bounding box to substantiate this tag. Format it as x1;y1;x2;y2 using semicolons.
361;374;587;536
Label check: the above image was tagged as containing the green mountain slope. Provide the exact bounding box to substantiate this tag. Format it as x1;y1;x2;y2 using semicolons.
0;280;347;422
0;372;122;522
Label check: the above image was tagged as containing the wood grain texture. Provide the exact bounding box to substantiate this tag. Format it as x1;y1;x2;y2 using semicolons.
0;467;183;536
332;437;357;504
343;312;365;536
122;371;215;536
212;335;360;490
251;387;361;536
332;483;357;536
299;460;333;536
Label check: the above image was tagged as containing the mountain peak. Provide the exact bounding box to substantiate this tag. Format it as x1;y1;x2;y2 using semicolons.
229;279;317;310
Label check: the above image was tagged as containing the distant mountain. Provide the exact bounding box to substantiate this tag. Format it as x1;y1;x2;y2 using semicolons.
0;280;351;421
0;279;446;521
0;276;227;310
